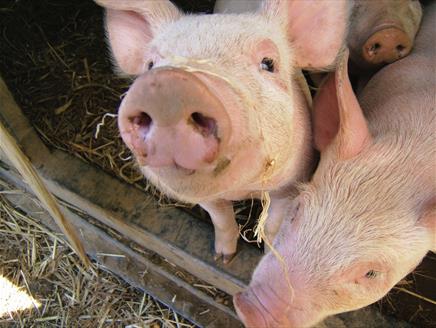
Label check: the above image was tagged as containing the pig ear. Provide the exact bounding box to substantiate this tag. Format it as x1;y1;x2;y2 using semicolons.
312;49;371;160
261;0;349;69
95;0;182;75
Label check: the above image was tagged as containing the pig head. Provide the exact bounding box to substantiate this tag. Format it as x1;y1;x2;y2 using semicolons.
348;0;422;70
235;3;436;326
95;0;349;261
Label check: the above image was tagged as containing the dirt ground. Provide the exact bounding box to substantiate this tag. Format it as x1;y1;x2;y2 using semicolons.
0;0;434;327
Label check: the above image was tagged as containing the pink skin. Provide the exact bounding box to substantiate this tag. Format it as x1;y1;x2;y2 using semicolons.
235;3;436;326
96;0;349;262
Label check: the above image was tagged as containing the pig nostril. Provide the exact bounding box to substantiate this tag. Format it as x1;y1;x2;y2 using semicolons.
131;112;152;132
396;44;406;56
368;43;381;55
190;112;217;137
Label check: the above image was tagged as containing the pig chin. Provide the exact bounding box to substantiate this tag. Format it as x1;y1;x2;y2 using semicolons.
141;168;234;203
139;154;264;203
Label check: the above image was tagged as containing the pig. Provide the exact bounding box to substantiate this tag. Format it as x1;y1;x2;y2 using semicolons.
316;0;422;88
347;0;423;91
347;0;423;71
234;2;436;327
95;0;349;262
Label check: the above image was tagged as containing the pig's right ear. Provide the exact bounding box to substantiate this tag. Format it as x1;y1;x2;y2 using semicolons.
95;0;182;75
261;0;350;69
312;49;371;160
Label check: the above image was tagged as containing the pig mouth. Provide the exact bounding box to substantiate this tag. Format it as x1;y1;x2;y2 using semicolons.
143;155;232;177
173;162;195;175
132;152;197;176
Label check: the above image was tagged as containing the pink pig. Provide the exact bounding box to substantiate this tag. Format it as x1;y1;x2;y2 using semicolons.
95;0;349;262
234;3;436;327
348;0;423;70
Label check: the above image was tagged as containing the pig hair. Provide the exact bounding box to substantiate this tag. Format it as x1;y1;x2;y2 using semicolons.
293;139;434;279
168;56;237;87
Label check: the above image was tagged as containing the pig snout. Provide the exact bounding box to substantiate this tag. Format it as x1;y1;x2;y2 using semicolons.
362;26;412;65
234;286;290;328
234;291;273;328
118;68;231;171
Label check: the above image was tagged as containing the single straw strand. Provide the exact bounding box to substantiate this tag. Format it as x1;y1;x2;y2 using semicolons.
0;120;90;267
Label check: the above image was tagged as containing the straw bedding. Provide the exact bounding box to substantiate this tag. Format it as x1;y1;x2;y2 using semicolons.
0;189;196;327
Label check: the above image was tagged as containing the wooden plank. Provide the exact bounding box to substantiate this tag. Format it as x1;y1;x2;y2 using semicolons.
0;76;262;296
0;177;243;328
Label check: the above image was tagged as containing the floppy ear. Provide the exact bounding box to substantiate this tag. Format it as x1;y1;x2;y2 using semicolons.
261;0;350;69
95;0;182;75
312;49;371;160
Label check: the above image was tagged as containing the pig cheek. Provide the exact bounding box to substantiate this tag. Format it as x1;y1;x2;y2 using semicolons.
328;284;364;311
333;268;394;311
275;78;289;93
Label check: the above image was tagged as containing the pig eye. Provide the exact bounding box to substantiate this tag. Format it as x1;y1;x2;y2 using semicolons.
147;61;154;70
365;270;378;279
260;57;275;73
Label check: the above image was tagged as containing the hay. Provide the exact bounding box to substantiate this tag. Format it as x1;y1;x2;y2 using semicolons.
392;288;436;306
0;0;148;194
0;276;41;317
0;121;90;268
0;193;196;327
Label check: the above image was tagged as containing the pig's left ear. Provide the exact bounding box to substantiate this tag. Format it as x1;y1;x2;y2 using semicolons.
261;0;350;69
312;49;371;160
95;0;182;75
